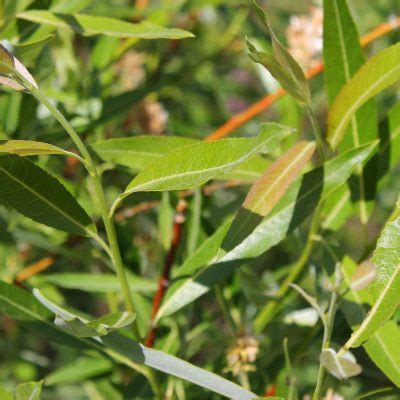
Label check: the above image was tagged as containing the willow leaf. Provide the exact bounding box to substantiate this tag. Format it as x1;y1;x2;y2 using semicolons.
123;123;291;195
0;140;78;158
0;155;93;235
91;136;197;172
0;281;256;399
341;257;400;386
156;143;376;320
323;0;378;223
343;215;400;349
221;141;315;253
328;43;400;149
18;11;194;39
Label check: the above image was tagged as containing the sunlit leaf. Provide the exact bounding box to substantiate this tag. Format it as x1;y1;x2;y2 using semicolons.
92;136;197;172
122;123;291;194
221;141;315;252
343;215;400;349
323;0;378;223
328;43;400;149
0;140;77;158
341;257;400;386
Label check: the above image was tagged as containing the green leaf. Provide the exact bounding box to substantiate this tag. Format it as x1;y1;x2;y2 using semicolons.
45;357;113;385
248;0;310;105
91;136;197;172
15;381;43;400
0;140;78;158
221;141;316;253
0;155;93;235
341;257;400;386
320;348;362;379
217;155;269;182
123;123;291;194
34;289;135;337
35;273;157;293
323;102;400;230
323;0;378;223
18;11;194;39
328;43;400;149
157;142;377;320
343;215;400;349
0;281;256;399
92;136;268;182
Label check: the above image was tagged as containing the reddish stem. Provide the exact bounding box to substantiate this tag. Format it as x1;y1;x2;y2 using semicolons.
145;200;187;347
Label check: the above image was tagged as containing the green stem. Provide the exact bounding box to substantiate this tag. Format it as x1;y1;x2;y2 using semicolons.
16;73;139;339
306;107;327;161
254;206;321;333
312;270;340;400
215;286;237;336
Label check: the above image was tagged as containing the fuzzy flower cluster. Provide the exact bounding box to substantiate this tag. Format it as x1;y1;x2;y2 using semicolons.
225;336;259;376
286;7;323;69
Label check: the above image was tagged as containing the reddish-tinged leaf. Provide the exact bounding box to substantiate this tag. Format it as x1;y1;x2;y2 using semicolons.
243;141;316;216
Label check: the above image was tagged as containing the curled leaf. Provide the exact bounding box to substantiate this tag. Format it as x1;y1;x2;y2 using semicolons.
320;348;362;379
0;43;38;91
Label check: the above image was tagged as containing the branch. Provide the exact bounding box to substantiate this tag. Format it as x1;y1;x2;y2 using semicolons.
145;199;188;347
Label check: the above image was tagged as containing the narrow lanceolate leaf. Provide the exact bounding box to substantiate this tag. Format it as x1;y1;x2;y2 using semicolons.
0;281;256;399
18;11;194;39
92;136;268;182
242;141;315;215
248;0;310;105
92;136;197;172
341;257;400;386
0;155;93;235
157;143;377;320
123;123;291;194
343;215;400;349
328;43;400;149
32;289;136;339
323;0;378;223
323;102;400;231
221;141;315;252
0;140;78;158
36;273;157;293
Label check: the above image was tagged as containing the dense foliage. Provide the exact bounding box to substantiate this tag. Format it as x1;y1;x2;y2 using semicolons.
0;0;399;399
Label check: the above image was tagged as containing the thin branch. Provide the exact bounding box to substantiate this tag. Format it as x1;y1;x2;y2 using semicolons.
145;199;188;347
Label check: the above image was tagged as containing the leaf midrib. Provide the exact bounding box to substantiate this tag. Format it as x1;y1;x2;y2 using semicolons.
345;263;400;348
0;165;88;234
331;64;400;146
224;142;314;250
126;137;273;194
346;283;400;375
